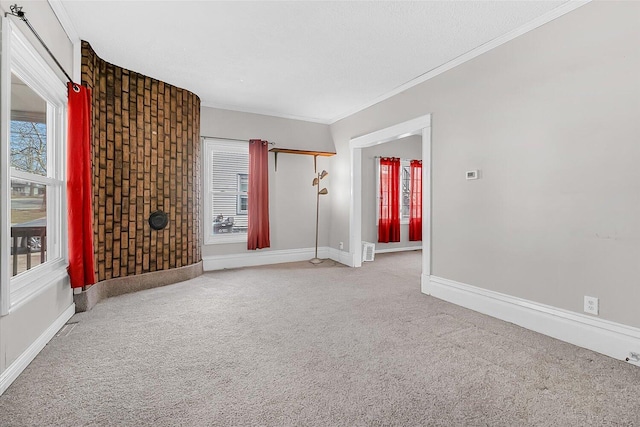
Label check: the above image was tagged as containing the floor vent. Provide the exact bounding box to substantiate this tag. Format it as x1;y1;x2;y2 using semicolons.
362;241;376;262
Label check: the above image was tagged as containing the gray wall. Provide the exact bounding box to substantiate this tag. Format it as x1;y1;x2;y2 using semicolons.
329;2;640;328
361;136;422;251
0;1;74;384
200;107;335;257
0;1;73;81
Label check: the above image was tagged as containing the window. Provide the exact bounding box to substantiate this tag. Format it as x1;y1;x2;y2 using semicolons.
203;138;249;244
401;161;411;222
10;81;49;277
1;20;67;311
376;159;415;225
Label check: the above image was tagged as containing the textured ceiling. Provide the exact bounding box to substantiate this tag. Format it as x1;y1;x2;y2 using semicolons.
58;1;570;123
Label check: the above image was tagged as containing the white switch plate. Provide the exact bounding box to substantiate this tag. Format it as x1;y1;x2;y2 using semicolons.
584;296;599;315
466;170;479;180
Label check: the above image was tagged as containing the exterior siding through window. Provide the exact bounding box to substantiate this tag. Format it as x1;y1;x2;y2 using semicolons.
210;141;249;233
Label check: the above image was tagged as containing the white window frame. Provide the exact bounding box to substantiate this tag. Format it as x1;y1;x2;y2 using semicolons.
1;19;68;314
400;160;410;224
236;173;248;215
202;137;248;245
375;158;412;227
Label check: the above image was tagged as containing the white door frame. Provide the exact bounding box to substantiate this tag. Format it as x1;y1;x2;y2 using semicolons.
349;114;432;292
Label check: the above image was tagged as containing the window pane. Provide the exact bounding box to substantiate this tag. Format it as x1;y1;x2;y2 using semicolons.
238;173;248;192
401;165;411;219
236;174;249;214
10;179;47;276
211;193;248;235
10;73;48;176
211;144;248;191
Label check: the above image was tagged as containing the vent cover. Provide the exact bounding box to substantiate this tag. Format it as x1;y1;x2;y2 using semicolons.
362;241;376;262
149;211;169;230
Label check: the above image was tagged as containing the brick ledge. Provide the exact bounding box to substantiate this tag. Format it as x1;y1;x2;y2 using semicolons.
73;261;203;312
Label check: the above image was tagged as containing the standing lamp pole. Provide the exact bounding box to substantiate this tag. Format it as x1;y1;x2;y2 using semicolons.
310;170;328;264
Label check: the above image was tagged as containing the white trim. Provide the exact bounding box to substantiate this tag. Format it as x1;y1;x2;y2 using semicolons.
47;0;81;44
421;126;431;278
426;276;640;366
9;21;67;105
328;247;354;267
9;169;60;186
0;303;75;396
349;115;431;276
203;247;329;271
421;272;431;295
349;146;362;267
10;264;68;311
204;234;247;245
1;17;11;315
3;20;68;311
350;115;430;148
376;246;421;254
329;0;590;124
203;246;354;271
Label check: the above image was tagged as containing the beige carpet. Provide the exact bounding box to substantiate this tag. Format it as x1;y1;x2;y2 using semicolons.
1;251;639;426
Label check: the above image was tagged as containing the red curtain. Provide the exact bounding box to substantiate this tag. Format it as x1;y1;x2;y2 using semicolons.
378;157;400;243
409;160;422;241
67;83;96;288
247;139;270;250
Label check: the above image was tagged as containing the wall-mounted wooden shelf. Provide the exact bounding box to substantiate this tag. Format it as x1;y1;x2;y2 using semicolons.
269;148;336;172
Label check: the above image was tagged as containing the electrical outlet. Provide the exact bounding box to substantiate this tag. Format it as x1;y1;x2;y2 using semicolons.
339;242;344;250
584;296;599;315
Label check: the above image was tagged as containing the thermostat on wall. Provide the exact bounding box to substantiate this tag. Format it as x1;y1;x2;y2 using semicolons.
466;170;479;180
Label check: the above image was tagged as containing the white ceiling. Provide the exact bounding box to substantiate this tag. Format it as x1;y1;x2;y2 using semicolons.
57;1;571;124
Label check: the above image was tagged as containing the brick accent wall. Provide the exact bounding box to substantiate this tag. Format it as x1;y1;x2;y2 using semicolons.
81;41;201;282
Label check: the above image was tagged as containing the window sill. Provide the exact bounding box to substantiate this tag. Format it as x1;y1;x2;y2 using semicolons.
376;221;410;226
204;234;248;245
9;258;68;312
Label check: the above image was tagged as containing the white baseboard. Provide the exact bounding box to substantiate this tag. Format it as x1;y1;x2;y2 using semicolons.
425;276;640;366
0;303;75;396
203;247;332;271
203;247;356;271
328;248;354;266
375;246;422;254
421;273;431;294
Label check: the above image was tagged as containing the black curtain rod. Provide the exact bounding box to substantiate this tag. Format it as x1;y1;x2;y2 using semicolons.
201;136;275;145
5;4;75;86
374;156;420;162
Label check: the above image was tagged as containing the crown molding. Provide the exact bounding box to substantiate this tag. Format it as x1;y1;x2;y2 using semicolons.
48;0;80;43
329;0;591;124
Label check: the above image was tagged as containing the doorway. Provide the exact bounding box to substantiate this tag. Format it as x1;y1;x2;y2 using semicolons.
349;115;431;293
